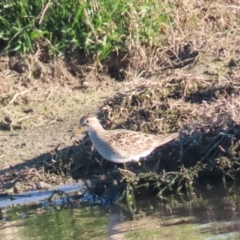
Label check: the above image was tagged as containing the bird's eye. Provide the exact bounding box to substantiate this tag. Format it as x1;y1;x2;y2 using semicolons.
85;120;89;124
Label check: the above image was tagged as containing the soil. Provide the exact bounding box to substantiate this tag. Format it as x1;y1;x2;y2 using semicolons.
0;63;125;192
0;53;234;195
0;77;119;170
1;0;240;198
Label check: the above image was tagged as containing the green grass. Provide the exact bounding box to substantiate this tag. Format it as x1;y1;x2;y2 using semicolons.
0;0;169;61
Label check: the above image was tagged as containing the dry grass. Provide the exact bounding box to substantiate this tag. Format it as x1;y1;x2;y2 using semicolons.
114;0;240;79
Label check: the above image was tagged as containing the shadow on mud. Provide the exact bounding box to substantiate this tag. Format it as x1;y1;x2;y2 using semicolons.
1;125;240;206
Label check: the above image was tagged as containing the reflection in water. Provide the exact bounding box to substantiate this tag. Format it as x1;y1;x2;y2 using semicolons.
107;183;240;240
1;183;240;239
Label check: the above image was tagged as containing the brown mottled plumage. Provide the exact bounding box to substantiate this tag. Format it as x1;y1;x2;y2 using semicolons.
75;115;179;163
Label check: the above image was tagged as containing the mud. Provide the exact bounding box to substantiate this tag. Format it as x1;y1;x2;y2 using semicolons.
1;53;240;200
1;0;240;200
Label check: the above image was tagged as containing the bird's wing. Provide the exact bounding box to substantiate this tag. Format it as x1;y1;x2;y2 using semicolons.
105;130;178;157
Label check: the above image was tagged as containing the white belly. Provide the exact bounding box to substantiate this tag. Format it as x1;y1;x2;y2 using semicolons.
97;147;152;163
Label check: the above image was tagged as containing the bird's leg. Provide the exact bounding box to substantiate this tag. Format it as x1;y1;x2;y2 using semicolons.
84;146;94;177
152;153;161;173
85;146;103;175
152;158;161;173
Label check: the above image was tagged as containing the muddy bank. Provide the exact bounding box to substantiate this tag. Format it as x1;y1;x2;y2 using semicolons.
1;1;240;202
2;69;240;203
2;60;240;202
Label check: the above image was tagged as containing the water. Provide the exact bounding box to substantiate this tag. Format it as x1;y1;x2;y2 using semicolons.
1;183;240;240
0;182;85;208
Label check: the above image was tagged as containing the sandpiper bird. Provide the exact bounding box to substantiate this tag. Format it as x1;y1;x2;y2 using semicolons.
74;115;179;163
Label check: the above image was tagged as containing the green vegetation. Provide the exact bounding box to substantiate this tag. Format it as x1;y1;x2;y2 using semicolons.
0;0;168;61
23;207;107;240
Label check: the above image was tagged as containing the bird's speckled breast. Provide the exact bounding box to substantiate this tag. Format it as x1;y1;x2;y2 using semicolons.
88;131;121;161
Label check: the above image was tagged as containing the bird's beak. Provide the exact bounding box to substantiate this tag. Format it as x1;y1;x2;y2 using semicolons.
70;126;83;139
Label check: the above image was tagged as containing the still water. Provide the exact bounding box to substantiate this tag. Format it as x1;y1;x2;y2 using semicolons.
1;183;240;240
